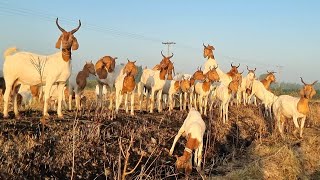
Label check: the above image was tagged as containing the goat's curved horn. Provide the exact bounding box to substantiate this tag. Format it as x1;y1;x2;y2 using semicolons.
237;63;240;68
239;70;244;74
254;68;256;72
161;51;165;58
203;43;206;48
56;18;66;33
300;77;307;85
231;62;234;67
71;20;81;34
247;65;250;71
114;57;118;60
168;53;174;59
214;65;218;69
127;58;130;62
312;80;318;85
267;70;270;74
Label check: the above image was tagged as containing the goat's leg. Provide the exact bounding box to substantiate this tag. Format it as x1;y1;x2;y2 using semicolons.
157;90;163;112
57;83;66;118
75;93;80;111
204;96;208;116
197;142;203;169
125;93;129;113
98;84;103;107
292;117;300;136
108;87;114;110
300;117;306;138
130;92;135;115
3;79;15;118
169;128;185;156
179;93;183;111
43;83;54;117
116;92;123;114
150;89;155;113
13;85;20;118
226;102;230;123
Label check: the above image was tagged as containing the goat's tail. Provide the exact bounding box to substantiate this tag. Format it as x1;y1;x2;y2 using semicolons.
3;47;18;59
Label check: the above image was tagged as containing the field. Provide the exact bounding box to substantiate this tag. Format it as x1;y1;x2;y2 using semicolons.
0;90;320;179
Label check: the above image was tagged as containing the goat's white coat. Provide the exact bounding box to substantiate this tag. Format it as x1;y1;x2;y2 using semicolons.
272;95;307;137
169;108;206;169
138;68;167;113
96;64;124;109
203;58;231;86
3;48;71;117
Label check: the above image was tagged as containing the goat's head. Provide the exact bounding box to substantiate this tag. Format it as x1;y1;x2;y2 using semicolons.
84;61;96;75
102;56;117;73
300;77;318;99
229;62;240;73
246;66;256;80
203;43;215;59
181;78;192;92
160;51;174;69
123;59;138;76
206;65;220;82
266;70;276;82
55;18;81;61
192;67;206;81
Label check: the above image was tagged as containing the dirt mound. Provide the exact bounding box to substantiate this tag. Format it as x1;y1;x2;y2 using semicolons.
0;100;319;179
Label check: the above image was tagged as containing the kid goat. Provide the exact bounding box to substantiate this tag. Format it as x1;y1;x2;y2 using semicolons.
169;108;206;174
272;77;317;138
3;18;81;118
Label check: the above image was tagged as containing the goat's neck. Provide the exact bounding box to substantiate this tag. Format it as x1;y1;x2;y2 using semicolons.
82;67;91;78
207;54;215;60
159;69;167;80
216;68;231;85
297;97;310;115
261;78;272;89
62;48;71;62
228;80;239;94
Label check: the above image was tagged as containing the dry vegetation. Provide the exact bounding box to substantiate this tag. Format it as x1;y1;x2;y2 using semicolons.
0;90;320;179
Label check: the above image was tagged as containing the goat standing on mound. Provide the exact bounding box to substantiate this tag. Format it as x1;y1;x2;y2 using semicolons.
68;61;95;110
272;77;317;138
169;108;206;174
2;18;81;118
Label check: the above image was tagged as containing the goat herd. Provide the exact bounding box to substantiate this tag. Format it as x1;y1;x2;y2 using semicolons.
1;18;318;174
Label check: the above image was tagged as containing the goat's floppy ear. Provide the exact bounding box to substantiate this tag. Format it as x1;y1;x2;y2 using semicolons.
310;88;316;99
55;35;62;49
299;88;305;97
72;36;79;50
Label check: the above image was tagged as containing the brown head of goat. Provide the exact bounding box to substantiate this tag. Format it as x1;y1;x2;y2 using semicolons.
297;77;318;115
55;18;81;62
203;43;215;59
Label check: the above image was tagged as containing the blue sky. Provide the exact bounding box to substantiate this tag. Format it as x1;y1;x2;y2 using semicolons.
0;0;319;83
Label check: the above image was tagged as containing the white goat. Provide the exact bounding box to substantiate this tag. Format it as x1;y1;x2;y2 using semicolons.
237;66;256;106
214;73;242;123
161;80;181;111
272;78;317;137
249;80;278;117
169;108;206;173
2;18;81;118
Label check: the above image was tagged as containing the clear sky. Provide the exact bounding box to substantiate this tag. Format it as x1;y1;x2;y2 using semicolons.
0;0;319;83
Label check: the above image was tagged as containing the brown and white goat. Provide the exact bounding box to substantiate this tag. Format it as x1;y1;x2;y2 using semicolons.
115;60;138;115
194;66;220;115
169;108;206;174
68;61;95;110
273;77;317;137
